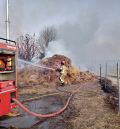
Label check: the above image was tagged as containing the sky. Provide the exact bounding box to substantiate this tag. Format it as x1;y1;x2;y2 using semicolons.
0;0;120;68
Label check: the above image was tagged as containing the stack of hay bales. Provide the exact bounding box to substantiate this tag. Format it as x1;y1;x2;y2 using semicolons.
18;55;96;87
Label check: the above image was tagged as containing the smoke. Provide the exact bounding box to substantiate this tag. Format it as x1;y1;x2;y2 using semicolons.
0;0;120;67
46;40;73;58
57;12;100;64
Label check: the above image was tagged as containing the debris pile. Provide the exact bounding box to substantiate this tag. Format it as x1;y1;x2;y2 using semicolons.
100;78;118;110
18;55;96;87
105;95;118;109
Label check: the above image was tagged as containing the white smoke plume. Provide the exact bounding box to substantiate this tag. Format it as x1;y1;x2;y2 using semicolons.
46;40;72;58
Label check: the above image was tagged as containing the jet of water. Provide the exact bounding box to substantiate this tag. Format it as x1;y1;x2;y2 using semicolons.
18;59;55;71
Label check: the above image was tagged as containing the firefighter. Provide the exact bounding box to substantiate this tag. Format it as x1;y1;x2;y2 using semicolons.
6;56;12;70
56;61;68;86
0;59;5;71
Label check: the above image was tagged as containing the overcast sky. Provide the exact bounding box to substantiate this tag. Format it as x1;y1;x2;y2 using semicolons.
0;0;120;66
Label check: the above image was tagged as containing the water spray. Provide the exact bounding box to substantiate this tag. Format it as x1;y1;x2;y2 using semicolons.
18;59;55;71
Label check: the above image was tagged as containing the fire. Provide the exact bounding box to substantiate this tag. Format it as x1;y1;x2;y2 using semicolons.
0;60;5;68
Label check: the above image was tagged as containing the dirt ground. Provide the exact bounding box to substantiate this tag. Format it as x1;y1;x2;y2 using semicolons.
1;79;120;129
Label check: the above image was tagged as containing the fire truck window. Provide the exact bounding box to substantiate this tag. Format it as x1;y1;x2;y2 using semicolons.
0;50;16;82
0;55;15;72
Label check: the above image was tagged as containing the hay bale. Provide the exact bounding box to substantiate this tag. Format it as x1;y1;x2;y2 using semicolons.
18;54;96;87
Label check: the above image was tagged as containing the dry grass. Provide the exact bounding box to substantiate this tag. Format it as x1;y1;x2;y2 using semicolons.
18;80;120;129
67;80;120;129
18;84;57;96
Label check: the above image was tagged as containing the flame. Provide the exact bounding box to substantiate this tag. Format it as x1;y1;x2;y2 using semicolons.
0;60;5;68
0;60;2;65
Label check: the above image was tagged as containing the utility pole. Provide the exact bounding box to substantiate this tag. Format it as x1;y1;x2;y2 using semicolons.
117;63;120;112
105;63;108;89
6;0;10;42
100;64;102;83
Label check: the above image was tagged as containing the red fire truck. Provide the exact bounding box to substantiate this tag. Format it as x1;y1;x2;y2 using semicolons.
0;38;18;116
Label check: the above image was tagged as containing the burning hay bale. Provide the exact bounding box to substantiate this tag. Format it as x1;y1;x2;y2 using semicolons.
18;54;96;87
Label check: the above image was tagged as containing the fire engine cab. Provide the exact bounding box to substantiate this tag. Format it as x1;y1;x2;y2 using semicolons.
0;38;18;116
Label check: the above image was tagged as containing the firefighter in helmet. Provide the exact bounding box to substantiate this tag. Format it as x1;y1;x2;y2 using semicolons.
56;61;68;86
0;59;5;71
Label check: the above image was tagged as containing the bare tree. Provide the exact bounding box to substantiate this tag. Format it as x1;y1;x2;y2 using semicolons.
16;26;57;61
37;26;57;59
17;34;39;61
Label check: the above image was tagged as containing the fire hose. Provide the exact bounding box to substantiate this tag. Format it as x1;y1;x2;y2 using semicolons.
12;93;73;118
12;83;83;118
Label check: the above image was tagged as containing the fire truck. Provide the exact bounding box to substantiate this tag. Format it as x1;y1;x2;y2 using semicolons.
0;38;18;116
